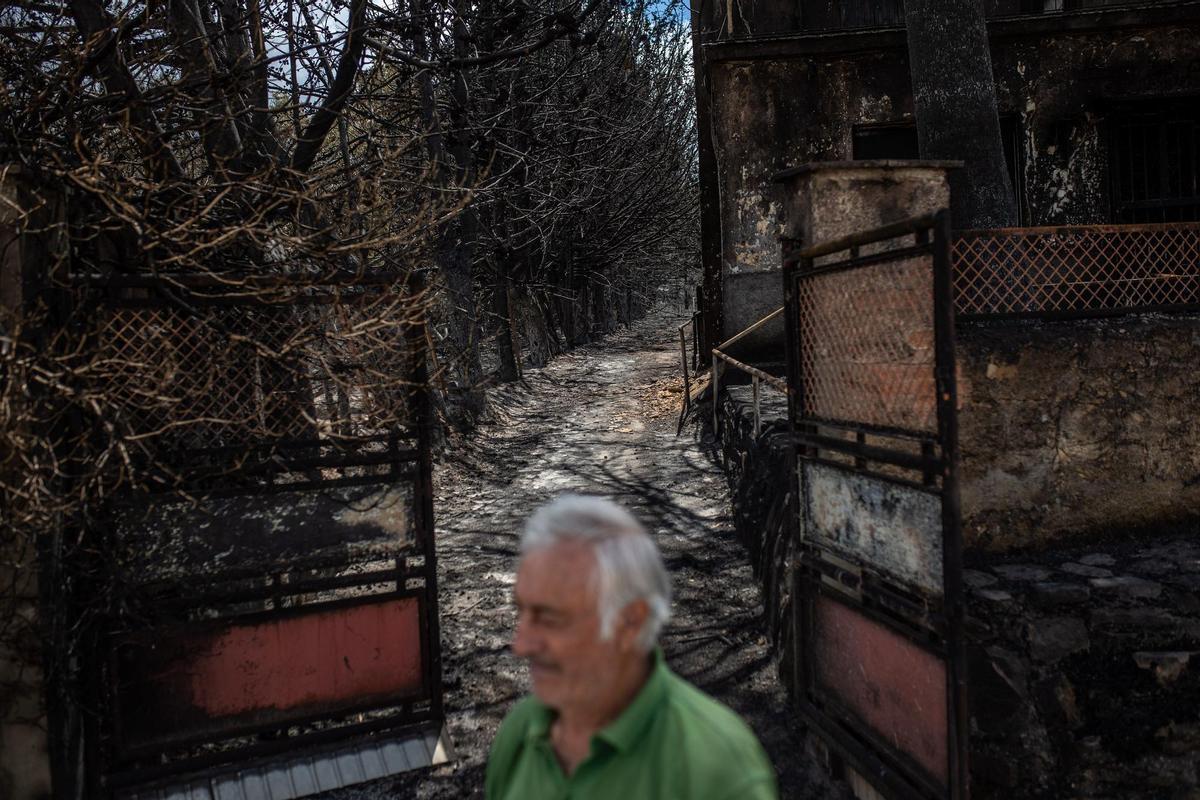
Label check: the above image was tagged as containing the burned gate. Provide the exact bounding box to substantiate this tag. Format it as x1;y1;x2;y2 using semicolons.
782;211;967;800
61;272;445;797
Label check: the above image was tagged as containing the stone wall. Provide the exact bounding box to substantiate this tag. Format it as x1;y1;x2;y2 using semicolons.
957;313;1200;551
712;387;794;658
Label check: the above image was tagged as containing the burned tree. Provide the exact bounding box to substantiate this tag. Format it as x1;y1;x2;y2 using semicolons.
1;0;698;791
371;0;698;392
463;1;699;381
1;0;442;794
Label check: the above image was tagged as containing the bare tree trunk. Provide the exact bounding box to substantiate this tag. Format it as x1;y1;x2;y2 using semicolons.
67;0;186;181
535;290;565;357
904;0;1015;229
493;269;519;382
410;0;484;414
288;0;367;173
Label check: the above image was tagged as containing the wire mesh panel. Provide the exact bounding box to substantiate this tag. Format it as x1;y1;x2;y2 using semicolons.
783;211;967;800
793;251;937;434
953;222;1200;318
91;284;418;475
96;305;311;449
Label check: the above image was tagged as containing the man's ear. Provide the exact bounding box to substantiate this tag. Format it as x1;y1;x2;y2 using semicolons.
617;599;649;651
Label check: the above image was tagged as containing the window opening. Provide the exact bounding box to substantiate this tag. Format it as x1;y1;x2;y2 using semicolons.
1109;100;1200;224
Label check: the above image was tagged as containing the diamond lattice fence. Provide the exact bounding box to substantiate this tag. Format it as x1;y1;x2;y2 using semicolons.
92;289;413;460
953;223;1200;317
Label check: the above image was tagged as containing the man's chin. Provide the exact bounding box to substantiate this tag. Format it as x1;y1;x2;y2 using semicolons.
529;669;563;705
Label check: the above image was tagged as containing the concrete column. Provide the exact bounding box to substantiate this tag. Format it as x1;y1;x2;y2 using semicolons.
773;159;957;247
721;160;957;359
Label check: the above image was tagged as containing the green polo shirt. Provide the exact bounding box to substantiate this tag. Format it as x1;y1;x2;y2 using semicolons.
485;650;778;800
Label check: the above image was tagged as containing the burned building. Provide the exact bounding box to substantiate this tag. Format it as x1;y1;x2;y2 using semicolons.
691;3;1200;799
694;0;1200;348
693;0;1200;549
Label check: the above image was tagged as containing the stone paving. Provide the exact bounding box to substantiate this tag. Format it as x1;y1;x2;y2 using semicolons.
964;536;1200;798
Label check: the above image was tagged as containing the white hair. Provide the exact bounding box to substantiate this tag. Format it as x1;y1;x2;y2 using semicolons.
521;494;671;651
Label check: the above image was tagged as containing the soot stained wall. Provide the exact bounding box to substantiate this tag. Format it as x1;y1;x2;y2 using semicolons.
957;313;1200;551
700;7;1200;341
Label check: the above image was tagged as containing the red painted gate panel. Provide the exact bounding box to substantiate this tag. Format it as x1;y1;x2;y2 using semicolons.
814;595;948;786
115;597;425;750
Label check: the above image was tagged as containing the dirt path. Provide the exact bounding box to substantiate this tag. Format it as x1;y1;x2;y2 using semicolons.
331;309;830;799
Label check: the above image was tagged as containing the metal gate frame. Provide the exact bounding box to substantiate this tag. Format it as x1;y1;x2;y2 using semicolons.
60;273;444;797
782;211;968;800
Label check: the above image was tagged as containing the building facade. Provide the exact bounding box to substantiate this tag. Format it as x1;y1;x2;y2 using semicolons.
693;0;1200;349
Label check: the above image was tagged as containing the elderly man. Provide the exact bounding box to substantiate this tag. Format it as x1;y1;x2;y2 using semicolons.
486;495;778;800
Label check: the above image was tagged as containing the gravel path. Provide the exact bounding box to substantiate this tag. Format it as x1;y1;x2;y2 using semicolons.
324;309;833;799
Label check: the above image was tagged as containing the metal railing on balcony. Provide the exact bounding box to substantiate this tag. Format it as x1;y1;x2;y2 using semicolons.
952;222;1200;320
710;307;787;437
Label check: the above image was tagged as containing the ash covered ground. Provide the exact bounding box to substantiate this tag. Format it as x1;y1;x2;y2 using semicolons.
319;309;839;799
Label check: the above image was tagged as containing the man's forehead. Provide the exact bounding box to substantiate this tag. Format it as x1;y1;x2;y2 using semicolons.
521;538;598;569
515;540;598;599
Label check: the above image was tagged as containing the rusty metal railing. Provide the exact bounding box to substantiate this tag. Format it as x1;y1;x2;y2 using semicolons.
710;306;787;437
711;350;787;436
678;311;701;391
676;310;702;434
953;221;1200;319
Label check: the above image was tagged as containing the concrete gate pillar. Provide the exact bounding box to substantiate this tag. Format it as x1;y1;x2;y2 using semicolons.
724;161;957;359
773;159;958;248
